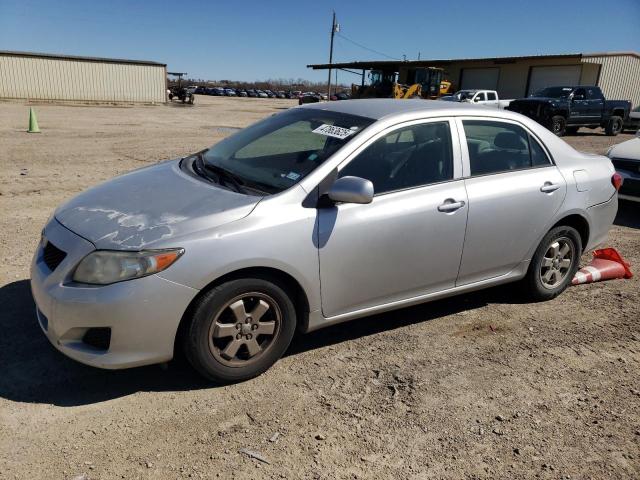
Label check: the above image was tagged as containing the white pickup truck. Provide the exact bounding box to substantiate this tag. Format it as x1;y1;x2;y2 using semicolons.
439;89;513;109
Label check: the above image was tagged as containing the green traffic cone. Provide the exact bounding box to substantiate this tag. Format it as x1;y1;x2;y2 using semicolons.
28;107;40;133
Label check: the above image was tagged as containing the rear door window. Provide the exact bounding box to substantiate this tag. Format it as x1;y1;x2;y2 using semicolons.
462;120;551;175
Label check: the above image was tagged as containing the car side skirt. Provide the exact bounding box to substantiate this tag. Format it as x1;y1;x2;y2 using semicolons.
305;260;530;332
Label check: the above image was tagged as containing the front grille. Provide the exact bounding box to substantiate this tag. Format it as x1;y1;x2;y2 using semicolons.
82;328;111;351
611;157;640;173
42;240;67;271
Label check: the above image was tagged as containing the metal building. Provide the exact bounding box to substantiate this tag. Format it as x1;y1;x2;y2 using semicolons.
0;51;167;103
309;52;640;107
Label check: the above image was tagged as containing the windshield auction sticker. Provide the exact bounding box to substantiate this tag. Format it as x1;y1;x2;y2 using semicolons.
312;124;356;140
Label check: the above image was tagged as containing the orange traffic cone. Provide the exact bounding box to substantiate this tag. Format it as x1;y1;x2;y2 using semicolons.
572;248;633;285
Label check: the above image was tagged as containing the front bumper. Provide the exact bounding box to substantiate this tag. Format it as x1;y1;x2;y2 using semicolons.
30;219;198;369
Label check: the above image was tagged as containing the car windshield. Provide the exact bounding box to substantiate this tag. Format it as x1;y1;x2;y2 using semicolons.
203;108;374;193
458;90;476;100
531;87;573;98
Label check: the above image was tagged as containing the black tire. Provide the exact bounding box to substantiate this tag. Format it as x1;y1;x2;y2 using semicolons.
565;126;579;135
522;226;582;302
550;115;567;136
605;116;623;136
183;278;297;383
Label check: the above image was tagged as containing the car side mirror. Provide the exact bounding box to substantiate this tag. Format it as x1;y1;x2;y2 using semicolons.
473;97;480;103
326;176;374;204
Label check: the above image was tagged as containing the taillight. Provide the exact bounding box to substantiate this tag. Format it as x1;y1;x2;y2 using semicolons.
612;172;623;191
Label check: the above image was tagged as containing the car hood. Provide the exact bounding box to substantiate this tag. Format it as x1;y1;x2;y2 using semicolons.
54;159;261;250
609;137;640;161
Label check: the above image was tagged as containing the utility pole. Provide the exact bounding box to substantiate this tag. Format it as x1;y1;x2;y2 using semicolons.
327;11;338;98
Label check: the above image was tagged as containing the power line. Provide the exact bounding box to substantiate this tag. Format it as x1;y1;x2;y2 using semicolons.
335;32;400;61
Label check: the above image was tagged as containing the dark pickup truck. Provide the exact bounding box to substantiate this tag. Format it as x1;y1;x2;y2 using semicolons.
507;86;631;137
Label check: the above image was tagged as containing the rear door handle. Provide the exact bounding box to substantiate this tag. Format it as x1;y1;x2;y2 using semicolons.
438;199;466;213
540;182;560;193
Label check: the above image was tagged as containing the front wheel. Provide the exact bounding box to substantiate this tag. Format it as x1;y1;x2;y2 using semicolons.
550;115;567;136
184;278;297;383
522;226;582;302
605;116;623;136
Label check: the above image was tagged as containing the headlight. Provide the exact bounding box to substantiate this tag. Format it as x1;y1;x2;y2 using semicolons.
73;249;184;285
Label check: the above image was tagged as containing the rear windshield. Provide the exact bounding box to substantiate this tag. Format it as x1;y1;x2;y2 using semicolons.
203;108;374;193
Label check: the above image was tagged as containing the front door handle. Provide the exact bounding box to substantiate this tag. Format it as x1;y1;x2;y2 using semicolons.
540;182;560;193
438;199;466;213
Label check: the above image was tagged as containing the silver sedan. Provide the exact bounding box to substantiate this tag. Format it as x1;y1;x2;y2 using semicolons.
31;100;619;382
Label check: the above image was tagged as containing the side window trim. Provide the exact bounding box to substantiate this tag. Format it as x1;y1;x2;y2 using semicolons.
454;116;554;179
335;117;463;196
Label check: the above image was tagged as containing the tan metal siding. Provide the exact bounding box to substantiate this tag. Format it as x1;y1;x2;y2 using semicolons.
583;54;640;108
0;54;166;103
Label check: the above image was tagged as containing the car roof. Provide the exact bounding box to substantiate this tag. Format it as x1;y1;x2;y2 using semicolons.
299;98;511;121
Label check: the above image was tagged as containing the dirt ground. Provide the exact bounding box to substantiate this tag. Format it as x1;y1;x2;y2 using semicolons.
0;95;638;480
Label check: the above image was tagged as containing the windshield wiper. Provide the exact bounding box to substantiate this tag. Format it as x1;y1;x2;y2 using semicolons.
194;153;247;194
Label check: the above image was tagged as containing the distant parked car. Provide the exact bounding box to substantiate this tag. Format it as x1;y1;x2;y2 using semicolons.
298;93;322;105
256;90;268;98
264;90;276;98
224;88;237;97
623;106;640;132
607;130;640;202
236;89;248;97
246;89;257;98
444;90;513;109
507;86;631;137
276;91;286;99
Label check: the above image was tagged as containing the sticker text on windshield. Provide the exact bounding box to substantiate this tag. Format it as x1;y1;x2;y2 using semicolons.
312;124;357;140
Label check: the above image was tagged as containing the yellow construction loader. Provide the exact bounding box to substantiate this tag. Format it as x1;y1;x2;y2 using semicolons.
353;66;453;100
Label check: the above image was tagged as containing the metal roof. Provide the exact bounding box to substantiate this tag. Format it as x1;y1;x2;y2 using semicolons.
307;52;639;70
0;50;166;67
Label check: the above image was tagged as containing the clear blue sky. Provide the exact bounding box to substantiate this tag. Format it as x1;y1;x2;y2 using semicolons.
1;0;639;83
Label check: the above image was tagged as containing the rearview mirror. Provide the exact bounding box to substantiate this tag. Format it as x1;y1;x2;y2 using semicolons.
327;176;374;204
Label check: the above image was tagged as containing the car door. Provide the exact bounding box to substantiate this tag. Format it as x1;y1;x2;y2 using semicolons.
474;91;487;105
317;119;468;318
585;87;604;123
485;91;499;108
568;88;589;124
456;118;567;285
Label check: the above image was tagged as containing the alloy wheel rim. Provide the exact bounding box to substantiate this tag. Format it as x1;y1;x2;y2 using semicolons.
208;292;282;367
540;237;574;289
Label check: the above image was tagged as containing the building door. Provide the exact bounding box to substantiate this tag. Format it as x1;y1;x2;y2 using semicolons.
460;68;500;90
527;65;582;96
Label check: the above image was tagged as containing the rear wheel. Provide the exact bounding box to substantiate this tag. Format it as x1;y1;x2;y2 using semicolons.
522;226;582;301
550;115;567;136
184;278;297;383
605;116;623;136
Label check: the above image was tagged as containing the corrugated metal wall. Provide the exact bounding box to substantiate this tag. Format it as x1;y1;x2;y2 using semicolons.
582;54;640;108
0;54;166;103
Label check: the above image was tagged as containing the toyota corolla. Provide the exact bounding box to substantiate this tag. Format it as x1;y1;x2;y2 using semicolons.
31;100;619;383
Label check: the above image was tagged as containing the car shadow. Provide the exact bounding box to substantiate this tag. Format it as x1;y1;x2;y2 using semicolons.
614;200;639;229
0;278;524;407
